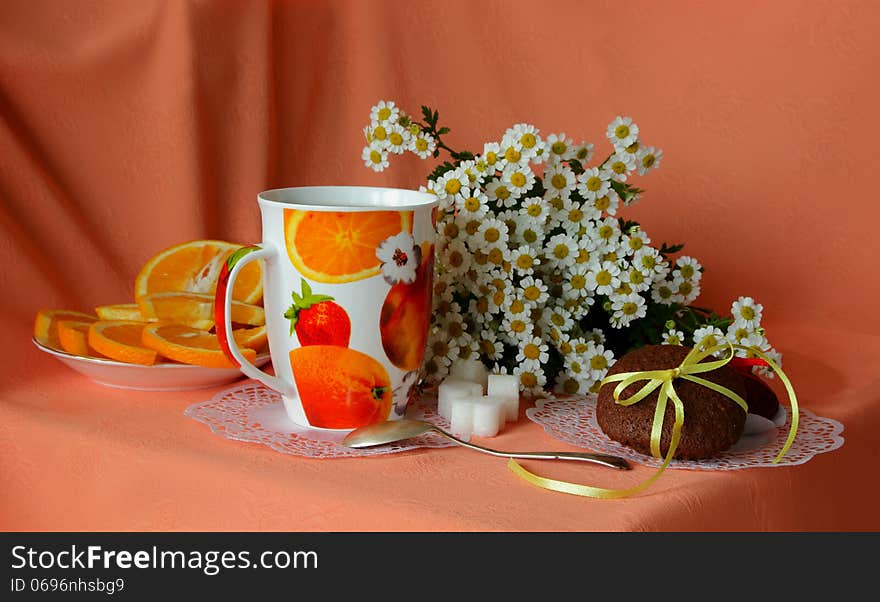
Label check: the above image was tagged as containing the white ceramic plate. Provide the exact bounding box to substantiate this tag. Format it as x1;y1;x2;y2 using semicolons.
33;338;271;391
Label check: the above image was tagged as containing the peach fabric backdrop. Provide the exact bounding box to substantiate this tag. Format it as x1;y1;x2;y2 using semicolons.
2;0;879;530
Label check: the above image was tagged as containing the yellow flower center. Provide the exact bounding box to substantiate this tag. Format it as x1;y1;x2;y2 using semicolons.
523;343;541;360
523;229;538;244
612;161;627;174
369;150;382;164
625;141;639;154
596;271;612;286
377;107;392;121
443;222;459;238
590;355;608;370
445;179;461;195
524;285;541;301
594;196;610;211
464;197;481;211
549;196;565;210
678;281;693;296
570;274;586;289
483;228;500;243
432;340;449;355
551;174;567;190
520;133;537;149
658;286;672;299
585;176;603;192
641;255;656;270
476;297;489;314
511;319;527;333
617;283;632;294
479;339;495;355
603;251;618;262
629;237;644;251
447;321;464;338
562;378;579;394
667;335;681;345
642;154;655;168
510;299;526;314
702;335;719;348
516;254;534;270
493;290;506;306
551;141;567;155
576;249;591;264
409;124;421;136
629;270;644;285
473;250;488;265
465;220;480;235
495;186;511;201
740;306;755;321
679;264;695;279
551;313;565;326
599;225;614;239
576;148;589;160
447;250;463;268
560;340;573;354
520;372;537;388
415;138;429;152
621;302;638;316
734;327;749;340
486;151;498;165
614;124;630;140
568;208;583;223
487;248;504;265
553;244;569;259
389;132;404;146
575;342;588;353
373;125;387;140
504;147;521;163
527;203;543;217
510;172;527;188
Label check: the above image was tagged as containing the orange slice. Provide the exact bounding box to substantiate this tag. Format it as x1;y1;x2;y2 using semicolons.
58;321;106;358
88;321;158;365
137;291;265;330
95;303;143;321
134;239;263;304
142;323;258;368
284;208;412;283
34;309;97;351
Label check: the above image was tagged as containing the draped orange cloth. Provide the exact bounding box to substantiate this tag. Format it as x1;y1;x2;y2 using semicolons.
2;0;879;530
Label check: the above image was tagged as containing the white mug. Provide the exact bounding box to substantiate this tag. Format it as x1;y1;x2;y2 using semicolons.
215;186;438;430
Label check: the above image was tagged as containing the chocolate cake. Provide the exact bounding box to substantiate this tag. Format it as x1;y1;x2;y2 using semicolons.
596;345;747;460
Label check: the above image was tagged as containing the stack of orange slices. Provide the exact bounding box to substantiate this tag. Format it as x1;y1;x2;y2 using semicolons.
34;240;266;368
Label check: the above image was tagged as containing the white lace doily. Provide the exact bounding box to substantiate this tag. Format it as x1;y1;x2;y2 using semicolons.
526;394;844;470
184;380;461;458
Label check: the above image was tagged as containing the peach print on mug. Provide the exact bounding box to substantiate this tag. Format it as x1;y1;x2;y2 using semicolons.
215;187;437;430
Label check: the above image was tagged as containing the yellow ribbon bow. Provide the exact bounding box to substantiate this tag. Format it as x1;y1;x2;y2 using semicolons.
508;343;799;499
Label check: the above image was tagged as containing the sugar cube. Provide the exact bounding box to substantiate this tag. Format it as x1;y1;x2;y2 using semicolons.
472;396;506;437
438;378;483;420
450;398;477;438
488;374;520;422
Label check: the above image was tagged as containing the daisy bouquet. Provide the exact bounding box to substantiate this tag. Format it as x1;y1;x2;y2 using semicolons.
361;100;781;395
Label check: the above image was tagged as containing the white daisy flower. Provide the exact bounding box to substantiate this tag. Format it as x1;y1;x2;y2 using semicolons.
622;228;651;256
482;142;507;172
370;100;399;125
475;329;505;361
503;295;531;318
572;141;595;165
623;265;652;292
470;155;493;182
467;296;494;326
610;292;647;328
545;133;575;163
543;233;578;269
434;169;469;200
586;261;621;296
474;217;509;248
505;123;544;161
502;163;536;196
501;315;533;342
587;189;621;218
484;177;517;207
605;151;636;182
543;305;575;332
693;326;725;351
520;196;551;225
376;232;419;284
409;131;436;159
455;189;490;220
622;139;642;157
439;239;470;277
607;115;639;149
543;163;576;201
731;296;763;330
636;146;663;175
633;247;668;276
587;329;606;346
562;200;592;236
671;276;700;304
386;124;411;154
368;121;391;150
651;279;677;305
514;362;547;396
735;332;770;359
518;276;549;306
555;370;587;396
562;264;590;300
585;342;616;381
563;353;592;387
516;334;550;364
427;336;454;371
576;167;611;201
726;321;755;345
361;145;389;172
499;138;526;167
674;256;702;281
663;329;685;345
510;245;540;275
754;347;783;379
512;218;546;249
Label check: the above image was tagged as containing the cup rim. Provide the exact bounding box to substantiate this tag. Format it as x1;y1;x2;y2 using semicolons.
258;185;438;211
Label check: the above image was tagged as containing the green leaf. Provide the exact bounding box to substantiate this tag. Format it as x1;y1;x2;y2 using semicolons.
568;159;585;175
438;127;450;135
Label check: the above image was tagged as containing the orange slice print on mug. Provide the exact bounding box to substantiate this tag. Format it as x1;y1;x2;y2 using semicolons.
284;209;412;283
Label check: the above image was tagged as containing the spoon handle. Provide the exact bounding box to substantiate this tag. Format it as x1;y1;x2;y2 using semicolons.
431;428;630;470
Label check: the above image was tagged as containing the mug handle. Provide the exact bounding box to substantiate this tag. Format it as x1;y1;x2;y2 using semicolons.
214;244;296;397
